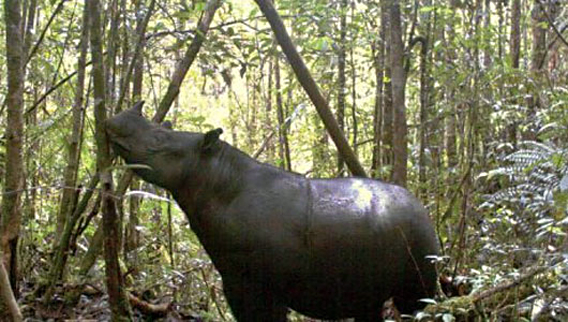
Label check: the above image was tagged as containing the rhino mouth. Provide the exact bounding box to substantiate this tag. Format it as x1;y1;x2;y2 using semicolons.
108;138;136;164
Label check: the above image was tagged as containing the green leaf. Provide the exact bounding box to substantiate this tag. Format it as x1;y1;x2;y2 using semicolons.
195;2;206;11
249;7;259;18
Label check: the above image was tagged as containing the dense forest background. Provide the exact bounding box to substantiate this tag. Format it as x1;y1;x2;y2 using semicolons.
0;0;567;320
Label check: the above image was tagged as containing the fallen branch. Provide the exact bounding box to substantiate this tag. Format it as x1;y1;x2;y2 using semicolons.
128;292;170;317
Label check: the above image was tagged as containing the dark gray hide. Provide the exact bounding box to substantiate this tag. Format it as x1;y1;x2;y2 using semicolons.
105;102;439;322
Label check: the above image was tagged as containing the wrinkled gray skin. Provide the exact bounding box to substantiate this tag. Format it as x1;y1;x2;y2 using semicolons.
106;102;439;322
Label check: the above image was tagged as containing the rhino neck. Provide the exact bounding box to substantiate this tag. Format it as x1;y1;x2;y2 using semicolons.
172;142;257;228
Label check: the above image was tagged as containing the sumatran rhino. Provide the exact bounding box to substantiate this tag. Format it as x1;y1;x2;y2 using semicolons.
105;101;439;321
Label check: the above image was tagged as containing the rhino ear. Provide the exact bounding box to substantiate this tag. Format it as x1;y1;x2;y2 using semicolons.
161;120;173;129
131;100;145;116
202;128;223;152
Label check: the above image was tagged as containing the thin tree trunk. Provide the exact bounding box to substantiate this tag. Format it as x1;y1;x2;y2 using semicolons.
275;51;291;171
105;0;120;107
24;0;67;68
265;58;275;162
0;255;21;322
78;0;221;277
445;4;458;170
115;0;155;114
43;2;89;303
418;7;432;199
497;0;504;61
382;6;393;178
530;4;547;72
88;0;132;320
153;0;222;122
483;0;491;68
390;0;408;187
23;0;37;58
336;0;348;175
348;4;358;157
370;38;383;179
510;0;521;68
2;0;25;297
55;1;89;243
255;0;366;177
350;34;358;156
23;0;39;224
79;214;103;274
125;0;149;271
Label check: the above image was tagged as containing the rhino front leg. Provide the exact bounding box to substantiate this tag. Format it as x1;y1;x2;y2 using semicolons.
222;276;287;322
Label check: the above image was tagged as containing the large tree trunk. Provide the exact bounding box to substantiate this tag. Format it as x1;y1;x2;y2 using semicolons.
88;0;132;320
255;0;366;177
389;0;408;187
2;0;25;299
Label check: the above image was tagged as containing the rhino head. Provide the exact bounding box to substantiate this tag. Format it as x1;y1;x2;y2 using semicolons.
105;101;223;191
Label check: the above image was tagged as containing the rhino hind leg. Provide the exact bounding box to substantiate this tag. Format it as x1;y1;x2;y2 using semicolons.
222;277;287;322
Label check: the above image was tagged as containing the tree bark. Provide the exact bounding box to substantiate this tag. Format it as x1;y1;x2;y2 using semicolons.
336;0;348;175
0;255;21;321
264;58;275;162
105;0;120;107
530;4;547;72
255;0;366;177
382;6;393;178
418;10;432;199
23;0;37;58
350;30;358;157
274;51;291;171
88;0;132;320
510;0;521;68
2;0;25;297
389;0;408;187
370;38;384;179
483;0;491;68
